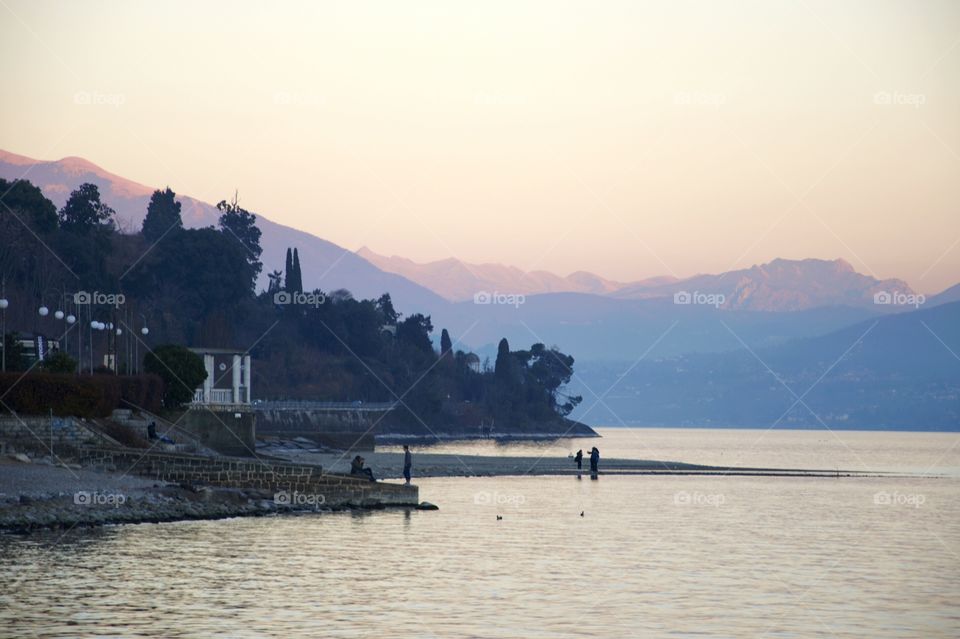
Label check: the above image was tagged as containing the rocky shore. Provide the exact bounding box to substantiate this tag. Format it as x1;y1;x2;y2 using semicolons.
0;456;424;535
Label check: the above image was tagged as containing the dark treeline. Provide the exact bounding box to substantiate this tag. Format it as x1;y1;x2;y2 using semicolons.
0;178;582;429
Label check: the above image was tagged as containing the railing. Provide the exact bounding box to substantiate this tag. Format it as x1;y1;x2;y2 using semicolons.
210;389;233;404
254;400;399;411
190;388;249;406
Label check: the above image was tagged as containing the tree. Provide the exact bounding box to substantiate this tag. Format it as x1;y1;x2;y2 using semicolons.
284;248;293;291
494;338;512;380
376;293;399;326
217;193;263;280
2;332;29;371
143;344;206;408
40;350;77;374
291;248;303;292
267;269;283;295
142;187;183;242
0;178;57;233
397;313;434;353
440;328;453;355
58;183;115;234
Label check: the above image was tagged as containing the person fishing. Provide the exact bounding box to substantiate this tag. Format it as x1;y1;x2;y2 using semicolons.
350;455;375;481
589;447;600;474
403;445;413;485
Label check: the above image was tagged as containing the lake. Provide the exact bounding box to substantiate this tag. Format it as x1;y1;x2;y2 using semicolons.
2;428;959;638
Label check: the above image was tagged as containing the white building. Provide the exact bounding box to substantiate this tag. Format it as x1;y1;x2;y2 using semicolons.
188;347;252;406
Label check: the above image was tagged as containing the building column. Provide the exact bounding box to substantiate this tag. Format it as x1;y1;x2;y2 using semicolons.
232;354;241;405
243;354;252;404
203;354;214;403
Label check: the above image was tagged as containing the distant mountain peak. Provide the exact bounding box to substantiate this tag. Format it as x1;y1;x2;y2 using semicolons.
613;256;915;311
355;246;627;300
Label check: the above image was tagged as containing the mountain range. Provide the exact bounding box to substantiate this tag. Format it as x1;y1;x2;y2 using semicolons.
2;148;958;429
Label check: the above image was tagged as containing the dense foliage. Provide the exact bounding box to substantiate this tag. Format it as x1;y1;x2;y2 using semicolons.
143;345;207;408
0;372;163;417
0;178;582;429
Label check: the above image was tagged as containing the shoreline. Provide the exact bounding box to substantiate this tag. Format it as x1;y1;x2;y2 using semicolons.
1;449;941;536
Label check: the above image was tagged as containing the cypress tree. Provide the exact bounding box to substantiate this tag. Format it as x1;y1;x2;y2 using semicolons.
292;247;303;293
494;338;511;380
284;248;293;291
440;328;453;355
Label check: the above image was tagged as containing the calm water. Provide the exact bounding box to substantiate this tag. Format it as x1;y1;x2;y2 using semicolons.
2;428;959;638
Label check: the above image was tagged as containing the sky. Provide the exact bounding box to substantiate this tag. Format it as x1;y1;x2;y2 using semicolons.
1;0;959;293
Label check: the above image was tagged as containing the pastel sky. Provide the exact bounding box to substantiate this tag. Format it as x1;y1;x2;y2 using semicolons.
2;0;959;292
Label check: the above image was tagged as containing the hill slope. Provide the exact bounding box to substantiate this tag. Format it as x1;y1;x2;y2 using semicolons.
0;149;446;314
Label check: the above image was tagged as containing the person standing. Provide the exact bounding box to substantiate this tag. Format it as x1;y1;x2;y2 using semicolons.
574;449;583;470
589;447;600;474
403;445;412;485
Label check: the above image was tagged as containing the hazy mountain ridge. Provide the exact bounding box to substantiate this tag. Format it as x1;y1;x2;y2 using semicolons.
360;243;921;313
567;301;960;430
610;257;917;311
356;246;633;300
5;149;957;375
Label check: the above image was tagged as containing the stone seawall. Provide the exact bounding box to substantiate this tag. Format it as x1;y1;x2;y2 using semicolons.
256;408;378;450
0;416;109;453
75;448;418;507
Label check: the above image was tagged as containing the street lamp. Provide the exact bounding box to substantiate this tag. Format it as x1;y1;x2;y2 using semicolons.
38;306;49;317
0;296;8;373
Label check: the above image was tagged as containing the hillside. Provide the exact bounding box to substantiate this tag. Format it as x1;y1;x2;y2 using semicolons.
0;149;445;314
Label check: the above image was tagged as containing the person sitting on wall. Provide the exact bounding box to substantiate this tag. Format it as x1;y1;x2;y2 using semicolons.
350;455;375;481
147;421;158;440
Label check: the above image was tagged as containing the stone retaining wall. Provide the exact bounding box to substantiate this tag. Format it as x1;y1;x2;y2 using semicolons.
75;448;418;507
0;416;105;452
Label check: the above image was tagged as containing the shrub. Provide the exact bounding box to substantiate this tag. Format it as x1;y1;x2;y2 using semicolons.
40;351;78;374
144;344;206;408
0;372;162;417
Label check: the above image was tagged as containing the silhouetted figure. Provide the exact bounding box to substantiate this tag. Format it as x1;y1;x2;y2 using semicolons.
402;445;412;485
350;455;375;481
574;449;583;470
589;447;600;474
147;421;158;440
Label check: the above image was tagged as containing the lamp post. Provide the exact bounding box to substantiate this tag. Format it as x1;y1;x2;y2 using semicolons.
0;295;8;373
134;313;149;374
